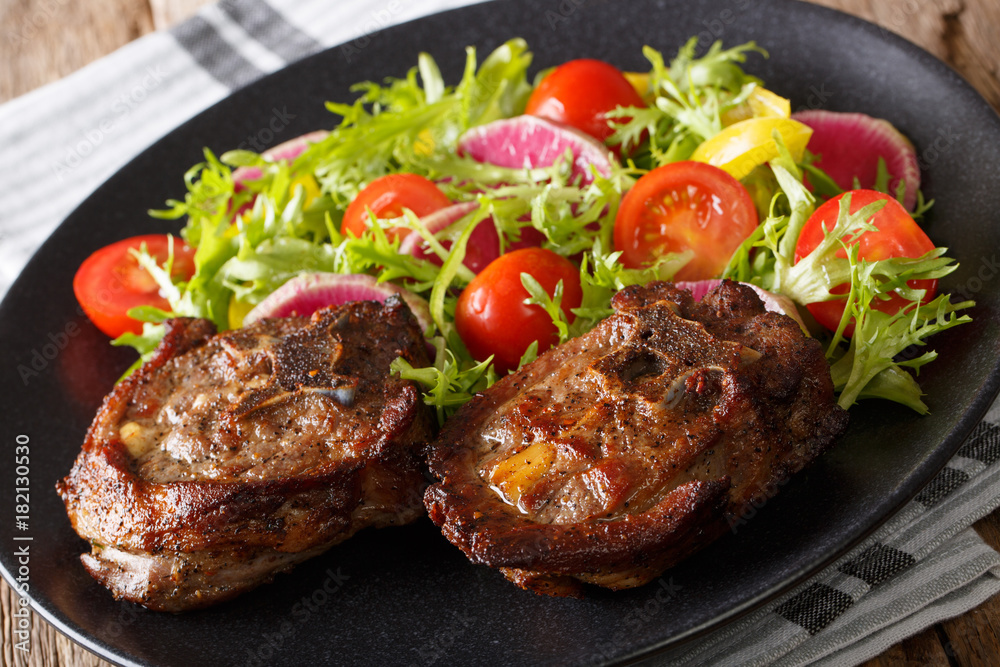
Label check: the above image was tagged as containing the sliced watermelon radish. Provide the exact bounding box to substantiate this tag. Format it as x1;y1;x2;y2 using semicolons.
398;202;495;273
398;203;478;256
232;130;330;186
674;279;808;333
242;272;432;333
457;115;615;185
398;202;545;274
791;110;919;211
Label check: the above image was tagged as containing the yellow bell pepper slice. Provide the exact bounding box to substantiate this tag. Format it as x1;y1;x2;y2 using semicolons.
721;86;791;125
624;71;652;102
228;295;255;329
691;117;813;181
413;128;436;157
748;87;791;118
290;174;321;207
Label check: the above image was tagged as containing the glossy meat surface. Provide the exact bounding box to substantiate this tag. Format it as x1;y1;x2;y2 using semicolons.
425;281;848;596
58;296;433;611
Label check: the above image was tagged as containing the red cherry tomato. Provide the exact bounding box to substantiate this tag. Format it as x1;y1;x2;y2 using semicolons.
73;234;196;338
525;59;646;152
795;189;937;335
341;173;451;240
455;247;583;373
613;161;758;280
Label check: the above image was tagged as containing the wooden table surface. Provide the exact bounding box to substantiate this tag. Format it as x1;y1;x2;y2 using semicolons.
2;0;999;665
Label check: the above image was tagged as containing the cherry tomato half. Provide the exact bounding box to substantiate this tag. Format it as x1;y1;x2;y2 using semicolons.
525;59;646;153
795;189;937;335
455;247;583;373
613;161;758;280
341;173;451;240
73;234;196;338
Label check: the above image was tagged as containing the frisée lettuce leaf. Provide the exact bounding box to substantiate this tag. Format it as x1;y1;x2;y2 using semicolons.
723;136;972;412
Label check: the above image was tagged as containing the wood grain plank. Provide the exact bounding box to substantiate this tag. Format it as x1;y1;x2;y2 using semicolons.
948;0;1000;110
941;602;1000;667
860;626;955;667
148;0;211;29
0;0;156;104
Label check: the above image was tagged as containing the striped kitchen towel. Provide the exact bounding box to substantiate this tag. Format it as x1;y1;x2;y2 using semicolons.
1;1;998;665
656;419;1000;666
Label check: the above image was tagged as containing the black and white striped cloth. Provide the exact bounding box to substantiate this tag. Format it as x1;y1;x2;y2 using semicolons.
659;420;1000;665
1;1;998;664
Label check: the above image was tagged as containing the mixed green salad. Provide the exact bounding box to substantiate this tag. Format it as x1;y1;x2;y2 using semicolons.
73;37;972;423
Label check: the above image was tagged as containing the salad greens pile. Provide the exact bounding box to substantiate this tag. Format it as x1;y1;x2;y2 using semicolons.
122;37;971;420
610;40;768;163
723;147;970;413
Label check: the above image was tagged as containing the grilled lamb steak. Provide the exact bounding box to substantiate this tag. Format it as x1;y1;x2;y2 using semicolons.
425;281;848;597
58;296;433;611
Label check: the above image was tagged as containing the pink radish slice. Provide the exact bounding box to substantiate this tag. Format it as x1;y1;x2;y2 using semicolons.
791;110;919;211
457;115;615;185
232;130;330;186
262;130;329;162
398;202;495;273
398;202;479;256
243;272;432;332
674;279;808;333
399;202;544;274
233;169;261;188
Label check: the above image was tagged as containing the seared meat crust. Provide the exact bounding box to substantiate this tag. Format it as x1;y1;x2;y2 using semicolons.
58;296;433;611
425;281;848;596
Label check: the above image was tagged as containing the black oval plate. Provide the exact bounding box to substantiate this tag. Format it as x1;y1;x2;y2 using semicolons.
3;1;1000;665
